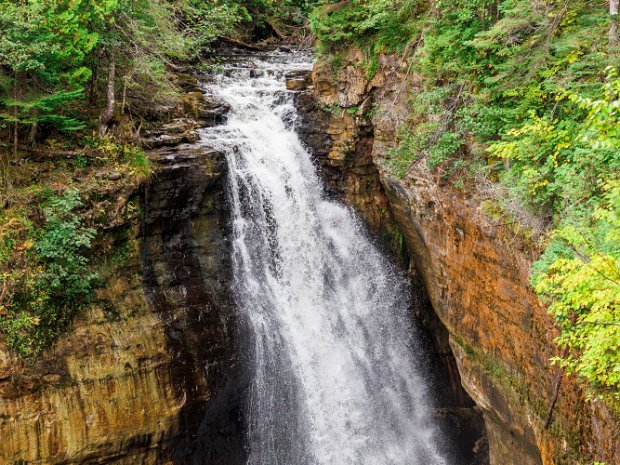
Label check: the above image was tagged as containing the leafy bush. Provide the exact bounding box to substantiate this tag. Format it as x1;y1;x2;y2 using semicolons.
488;69;620;218
124;146;152;179
35;189;98;305
0;189;97;357
428;130;463;168
532;183;620;398
310;0;422;54
175;0;251;55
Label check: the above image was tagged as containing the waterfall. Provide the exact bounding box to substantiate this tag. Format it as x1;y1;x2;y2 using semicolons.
200;50;448;465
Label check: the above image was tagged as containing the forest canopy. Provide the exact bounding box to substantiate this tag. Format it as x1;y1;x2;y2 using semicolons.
0;0;312;153
0;0;312;357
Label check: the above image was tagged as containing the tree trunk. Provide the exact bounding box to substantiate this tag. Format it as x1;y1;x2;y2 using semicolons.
99;53;116;135
89;55;99;106
12;73;20;159
13;122;18;158
611;0;619;49
27;121;38;145
121;77;127;115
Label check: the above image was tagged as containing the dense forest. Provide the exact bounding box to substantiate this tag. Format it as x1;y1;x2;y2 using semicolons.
0;0;618;441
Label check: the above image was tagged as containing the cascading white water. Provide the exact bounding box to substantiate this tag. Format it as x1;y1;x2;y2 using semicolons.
200;50;448;465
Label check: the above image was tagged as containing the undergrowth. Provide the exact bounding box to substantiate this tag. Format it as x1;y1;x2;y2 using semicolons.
0;189;97;357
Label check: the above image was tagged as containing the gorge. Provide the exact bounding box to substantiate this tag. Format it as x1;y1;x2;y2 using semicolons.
0;3;619;463
206;50;467;465
0;49;489;465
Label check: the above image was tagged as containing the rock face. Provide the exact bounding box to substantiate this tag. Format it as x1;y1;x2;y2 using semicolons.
140;145;244;465
299;48;619;465
0;142;243;464
293;76;404;256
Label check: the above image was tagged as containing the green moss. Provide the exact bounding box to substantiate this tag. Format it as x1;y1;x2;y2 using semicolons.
327;52;345;71
450;334;589;462
364;53;379;80
451;334;546;415
346;105;360;116
379;223;406;259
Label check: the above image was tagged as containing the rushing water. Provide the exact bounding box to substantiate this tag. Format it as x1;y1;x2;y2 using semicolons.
200;50;448;465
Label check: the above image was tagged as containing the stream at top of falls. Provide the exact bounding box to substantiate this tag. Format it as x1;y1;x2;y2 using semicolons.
199;49;449;465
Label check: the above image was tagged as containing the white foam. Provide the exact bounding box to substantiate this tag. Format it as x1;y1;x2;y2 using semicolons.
200;51;448;465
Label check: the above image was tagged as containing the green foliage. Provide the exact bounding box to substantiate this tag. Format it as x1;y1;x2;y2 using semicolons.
0;0;268;144
247;0;319;37
532;183;620;397
525;71;619;399
178;0;251;54
91;0;189;116
124;146;152;178
388;122;433;176
428;130;463;167
310;0;422;54
178;0;315;48
0;0;99;134
0;189;97;357
388;121;464;175
35;189;98;305
92;134;152;178
487;69;620;217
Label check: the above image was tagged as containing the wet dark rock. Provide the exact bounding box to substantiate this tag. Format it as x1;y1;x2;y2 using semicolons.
198;101;230;127
292;91;333;180
435;407;489;465
141;145;246;465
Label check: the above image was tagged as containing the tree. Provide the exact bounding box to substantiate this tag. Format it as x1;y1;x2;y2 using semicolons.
534;183;620;398
531;69;620;399
88;0;189;133
0;0;98;161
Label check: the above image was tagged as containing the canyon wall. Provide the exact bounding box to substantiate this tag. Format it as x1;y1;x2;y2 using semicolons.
294;48;619;465
0;137;243;465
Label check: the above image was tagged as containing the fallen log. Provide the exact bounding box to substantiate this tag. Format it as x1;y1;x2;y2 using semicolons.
219;36;270;51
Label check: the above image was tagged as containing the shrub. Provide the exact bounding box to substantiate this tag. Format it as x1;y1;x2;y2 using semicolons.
0;189;97;357
35;189;98;306
532;182;620;398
